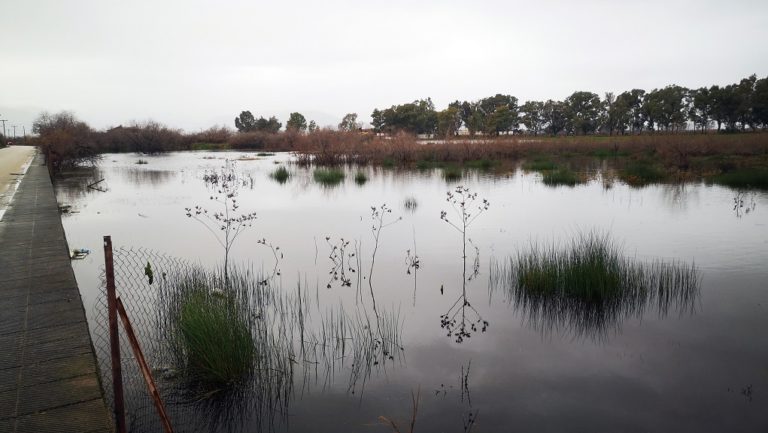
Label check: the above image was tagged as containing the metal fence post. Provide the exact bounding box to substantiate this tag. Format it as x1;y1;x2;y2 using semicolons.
104;235;127;433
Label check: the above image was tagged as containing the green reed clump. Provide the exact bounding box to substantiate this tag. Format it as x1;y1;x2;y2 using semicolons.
354;171;368;185
270;166;290;183
442;165;462;181
542;167;583;187
313;168;345;186
489;231;700;338
620;161;667;186
711;168;768;190
175;288;255;385
523;158;558;171
136;159;148;165
465;159;495;170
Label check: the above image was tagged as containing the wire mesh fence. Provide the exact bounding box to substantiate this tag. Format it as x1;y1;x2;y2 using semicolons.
92;243;405;433
93;246;191;432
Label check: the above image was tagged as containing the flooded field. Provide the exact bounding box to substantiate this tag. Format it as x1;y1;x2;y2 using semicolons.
55;151;768;433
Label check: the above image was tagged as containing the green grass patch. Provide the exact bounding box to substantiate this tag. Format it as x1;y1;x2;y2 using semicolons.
542;168;583;187
313;168;345;186
354;171;368;185
416;160;443;170
620;161;667;186
489;231;700;338
711;168;768;190
270;166;290;184
175;289;254;385
442;165;463;181
523;159;558;171
382;158;395;168
464;159;496;170
257;152;274;157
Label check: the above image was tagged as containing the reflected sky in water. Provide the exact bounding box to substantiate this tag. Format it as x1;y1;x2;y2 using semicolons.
55;152;768;433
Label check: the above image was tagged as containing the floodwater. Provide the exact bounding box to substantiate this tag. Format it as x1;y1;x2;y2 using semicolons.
55;151;768;433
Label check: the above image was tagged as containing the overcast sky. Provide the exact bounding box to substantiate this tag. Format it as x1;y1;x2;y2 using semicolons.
2;0;767;133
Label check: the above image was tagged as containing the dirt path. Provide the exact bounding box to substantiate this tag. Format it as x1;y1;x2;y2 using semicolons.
0;145;37;216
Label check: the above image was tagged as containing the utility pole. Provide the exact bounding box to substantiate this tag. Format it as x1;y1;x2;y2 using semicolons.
0;118;7;137
12;125;17;139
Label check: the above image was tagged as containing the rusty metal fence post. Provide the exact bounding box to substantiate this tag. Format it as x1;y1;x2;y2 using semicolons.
104;235;127;433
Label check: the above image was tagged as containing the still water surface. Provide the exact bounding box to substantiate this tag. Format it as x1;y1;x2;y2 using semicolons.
55;151;768;432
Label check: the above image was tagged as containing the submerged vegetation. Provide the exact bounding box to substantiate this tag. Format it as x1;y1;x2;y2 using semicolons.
711;168;768;189
490;231;700;338
542;167;583;187
619;161;667;186
313;168;345;186
270;166;290;183
354;171;368;185
173;285;255;385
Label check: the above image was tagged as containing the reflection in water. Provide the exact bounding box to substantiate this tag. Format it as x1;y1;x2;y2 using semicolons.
439;187;490;343
54;167;105;202
660;184;698;212
489;232;700;341
116;167;177;187
733;190;757;218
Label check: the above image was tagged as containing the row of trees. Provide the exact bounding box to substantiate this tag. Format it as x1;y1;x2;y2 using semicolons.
234;110;363;133
370;74;768;136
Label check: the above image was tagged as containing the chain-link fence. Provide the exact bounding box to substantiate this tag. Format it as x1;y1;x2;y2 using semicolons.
93;246;191;432
92;243;405;433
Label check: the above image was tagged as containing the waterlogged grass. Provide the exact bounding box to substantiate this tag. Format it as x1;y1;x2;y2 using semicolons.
523;159;558;171
464;159;496;170
542;168;583;187
270;166;290;184
442;165;462;181
175;288;255;385
313;168;345;186
711;168;768;190
490;231;700;338
620;161;667;186
354;171;368;185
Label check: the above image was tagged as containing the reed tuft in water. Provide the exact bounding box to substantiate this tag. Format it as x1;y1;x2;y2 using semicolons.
175;288;255;385
542;167;583;187
489;231;700;338
354;171;368;185
314;168;345;186
270;166;290;183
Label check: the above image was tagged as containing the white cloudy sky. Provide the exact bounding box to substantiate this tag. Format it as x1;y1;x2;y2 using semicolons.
2;0;767;133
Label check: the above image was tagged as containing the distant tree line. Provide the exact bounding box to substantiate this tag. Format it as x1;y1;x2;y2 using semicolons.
371;74;768;137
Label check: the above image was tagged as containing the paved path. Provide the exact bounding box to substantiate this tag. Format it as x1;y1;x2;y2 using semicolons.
0;146;36;218
0;154;113;432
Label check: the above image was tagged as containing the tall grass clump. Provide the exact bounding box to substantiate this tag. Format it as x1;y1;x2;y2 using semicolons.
522;158;557;171
489;231;700;339
442;165;462;181
542;167;583;187
270;166;290;184
175;288;255;385
620;161;667;186
354;171;368;185
465;159;495;170
313;168;345;186
711;168;768;190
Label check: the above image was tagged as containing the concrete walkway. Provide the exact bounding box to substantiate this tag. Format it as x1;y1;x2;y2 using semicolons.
0;154;113;432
